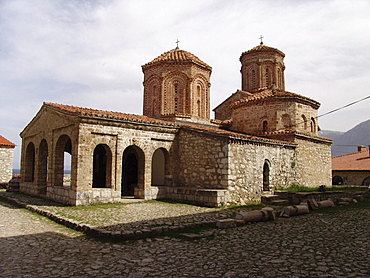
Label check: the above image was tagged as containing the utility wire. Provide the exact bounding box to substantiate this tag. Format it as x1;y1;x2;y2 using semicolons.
264;95;370;133
317;95;370;119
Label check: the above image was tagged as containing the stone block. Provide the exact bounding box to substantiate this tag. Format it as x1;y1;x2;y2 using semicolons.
216;219;237;229
318;200;335;208
235;211;264;222
353;195;364;202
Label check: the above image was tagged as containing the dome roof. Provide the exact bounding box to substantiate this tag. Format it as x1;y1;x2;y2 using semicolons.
240;43;285;58
142;48;211;70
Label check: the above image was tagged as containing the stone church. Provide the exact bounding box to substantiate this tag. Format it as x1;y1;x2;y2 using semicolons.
19;42;332;206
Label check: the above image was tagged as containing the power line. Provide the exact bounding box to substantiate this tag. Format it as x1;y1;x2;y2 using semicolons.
317;95;370;118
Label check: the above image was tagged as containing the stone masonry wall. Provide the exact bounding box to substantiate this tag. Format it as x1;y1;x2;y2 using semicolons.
175;128;229;189
0;146;14;183
228;141;295;204
231;99;317;135
292;137;332;187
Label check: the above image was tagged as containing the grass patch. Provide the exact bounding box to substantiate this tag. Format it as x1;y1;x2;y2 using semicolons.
276;184;318;192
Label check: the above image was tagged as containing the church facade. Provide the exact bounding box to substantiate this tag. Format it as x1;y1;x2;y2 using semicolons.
19;43;332;206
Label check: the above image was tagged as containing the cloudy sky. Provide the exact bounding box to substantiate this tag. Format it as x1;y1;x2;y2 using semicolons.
1;0;370;168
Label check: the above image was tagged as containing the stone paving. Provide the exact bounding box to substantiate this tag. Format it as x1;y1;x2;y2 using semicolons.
0;191;370;277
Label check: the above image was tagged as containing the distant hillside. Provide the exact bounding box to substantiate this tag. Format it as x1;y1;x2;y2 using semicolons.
319;130;345;141
320;119;370;157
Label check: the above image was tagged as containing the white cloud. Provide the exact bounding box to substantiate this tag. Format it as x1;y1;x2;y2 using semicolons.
1;0;370;168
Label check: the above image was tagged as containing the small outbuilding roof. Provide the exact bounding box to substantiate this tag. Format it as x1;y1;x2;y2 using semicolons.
332;147;370;171
0;135;16;147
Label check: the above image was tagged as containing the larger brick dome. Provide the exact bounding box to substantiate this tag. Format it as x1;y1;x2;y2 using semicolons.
142;48;211;70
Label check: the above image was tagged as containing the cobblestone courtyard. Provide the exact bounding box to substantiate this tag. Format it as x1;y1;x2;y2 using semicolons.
0;193;369;277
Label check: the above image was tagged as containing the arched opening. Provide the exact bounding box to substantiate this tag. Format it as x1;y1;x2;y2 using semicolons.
93;144;112;188
265;68;269;87
263;161;270;191
301;115;308;130
122;146;144;196
310;117;316;133
151;148;167;186
362;176;370;187
24;142;35;182
37;139;48;195
251;69;256;90
262;121;268;132
197;100;201;117
55;135;72;187
332;175;344;185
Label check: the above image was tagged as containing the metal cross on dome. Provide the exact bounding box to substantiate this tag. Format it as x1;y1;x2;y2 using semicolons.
259;35;264;45
175;39;180;49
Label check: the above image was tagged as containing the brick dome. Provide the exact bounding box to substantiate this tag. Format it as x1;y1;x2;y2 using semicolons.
240;43;285;59
143;48;211;70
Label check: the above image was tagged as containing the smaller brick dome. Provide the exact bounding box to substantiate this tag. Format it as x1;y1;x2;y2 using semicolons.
240;43;285;60
143;48;211;70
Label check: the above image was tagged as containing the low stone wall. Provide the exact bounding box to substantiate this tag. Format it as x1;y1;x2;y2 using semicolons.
47;186;75;205
74;189;122;206
264;190;370;205
165;187;229;207
20;182;39;196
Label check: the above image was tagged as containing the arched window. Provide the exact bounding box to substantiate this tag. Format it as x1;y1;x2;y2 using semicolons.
152;148;168;186
301;115;308;130
263;161;270;191
263;121;268;132
252;70;256;90
362;176;370;187
332;176;344;185
24;142;35;182
93;144;112;188
310;117;316;133
265;68;269;87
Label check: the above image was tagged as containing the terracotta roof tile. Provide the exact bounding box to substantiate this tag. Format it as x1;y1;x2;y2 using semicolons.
240;43;285;58
231;89;320;109
44;102;178;127
179;123;294;146
0;135;16;147
332;149;370;171
44;102;293;146
142;48;211;70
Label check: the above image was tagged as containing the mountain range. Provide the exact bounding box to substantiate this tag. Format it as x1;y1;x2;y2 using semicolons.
319;119;370;157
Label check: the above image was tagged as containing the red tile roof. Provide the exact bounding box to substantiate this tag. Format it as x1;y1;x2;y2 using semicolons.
231;88;320;109
142;48;211;70
240;43;285;58
0;135;16;147
332;149;370;171
44;102;178;127
44;102;294;146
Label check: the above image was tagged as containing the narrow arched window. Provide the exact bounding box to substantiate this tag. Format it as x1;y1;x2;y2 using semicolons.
252;70;256;90
263;161;270;191
263;121;268;132
310;117;316;133
265;68;269;87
